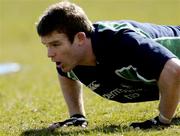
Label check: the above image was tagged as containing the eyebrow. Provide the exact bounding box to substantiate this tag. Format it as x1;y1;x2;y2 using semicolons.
42;40;60;45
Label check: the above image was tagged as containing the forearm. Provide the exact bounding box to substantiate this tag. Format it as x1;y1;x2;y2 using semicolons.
59;75;85;117
158;83;180;123
158;58;180;123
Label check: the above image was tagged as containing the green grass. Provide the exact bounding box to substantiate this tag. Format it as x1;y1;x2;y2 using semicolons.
0;0;180;135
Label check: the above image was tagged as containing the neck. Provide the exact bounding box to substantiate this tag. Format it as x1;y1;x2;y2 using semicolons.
83;38;96;66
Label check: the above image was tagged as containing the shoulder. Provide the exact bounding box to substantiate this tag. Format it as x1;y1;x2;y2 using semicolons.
93;20;138;32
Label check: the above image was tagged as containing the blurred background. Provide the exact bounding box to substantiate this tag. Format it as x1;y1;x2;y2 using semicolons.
1;0;180;67
0;0;180;135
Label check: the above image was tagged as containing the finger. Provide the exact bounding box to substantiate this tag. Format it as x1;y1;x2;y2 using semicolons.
48;122;64;131
81;121;88;128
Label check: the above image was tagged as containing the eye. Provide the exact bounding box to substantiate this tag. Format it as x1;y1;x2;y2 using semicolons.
52;42;62;47
52;44;59;47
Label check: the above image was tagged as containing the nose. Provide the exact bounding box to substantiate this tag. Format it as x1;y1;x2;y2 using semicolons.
47;47;55;58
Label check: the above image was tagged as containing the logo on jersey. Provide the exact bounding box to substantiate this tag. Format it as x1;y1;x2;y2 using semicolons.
115;65;156;83
102;87;142;100
87;80;100;91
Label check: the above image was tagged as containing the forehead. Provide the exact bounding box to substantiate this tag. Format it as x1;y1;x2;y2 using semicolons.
41;31;68;45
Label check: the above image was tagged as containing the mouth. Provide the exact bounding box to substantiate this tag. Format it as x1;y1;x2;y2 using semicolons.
56;62;62;68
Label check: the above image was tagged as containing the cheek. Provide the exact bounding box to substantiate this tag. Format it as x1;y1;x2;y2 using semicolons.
66;49;80;63
57;47;73;60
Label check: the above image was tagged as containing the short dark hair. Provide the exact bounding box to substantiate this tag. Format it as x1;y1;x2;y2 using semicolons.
36;1;93;43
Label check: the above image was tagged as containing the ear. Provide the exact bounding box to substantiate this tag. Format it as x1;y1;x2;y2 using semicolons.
74;32;86;45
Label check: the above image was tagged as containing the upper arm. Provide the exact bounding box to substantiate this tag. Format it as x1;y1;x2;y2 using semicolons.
158;58;180;92
58;74;82;91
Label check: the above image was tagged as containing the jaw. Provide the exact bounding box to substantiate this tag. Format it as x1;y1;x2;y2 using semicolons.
55;61;75;72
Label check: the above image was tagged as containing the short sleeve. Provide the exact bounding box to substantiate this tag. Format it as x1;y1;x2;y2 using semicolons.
116;31;177;80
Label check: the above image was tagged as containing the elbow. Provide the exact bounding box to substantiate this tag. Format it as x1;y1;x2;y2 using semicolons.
170;58;180;87
174;65;180;85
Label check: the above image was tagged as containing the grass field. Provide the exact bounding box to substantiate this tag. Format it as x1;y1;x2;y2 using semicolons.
0;0;180;135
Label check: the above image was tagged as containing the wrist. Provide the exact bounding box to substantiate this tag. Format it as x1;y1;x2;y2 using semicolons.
158;114;171;124
71;114;86;118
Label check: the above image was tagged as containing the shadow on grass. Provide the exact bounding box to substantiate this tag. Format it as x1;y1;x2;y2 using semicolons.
20;124;125;136
171;117;180;125
21;117;180;136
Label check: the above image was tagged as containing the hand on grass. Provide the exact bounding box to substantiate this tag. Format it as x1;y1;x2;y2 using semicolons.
48;114;88;131
130;116;170;129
